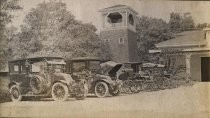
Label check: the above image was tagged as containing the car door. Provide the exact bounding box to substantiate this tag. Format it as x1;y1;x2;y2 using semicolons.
19;60;30;88
9;62;21;84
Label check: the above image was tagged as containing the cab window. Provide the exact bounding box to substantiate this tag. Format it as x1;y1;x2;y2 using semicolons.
20;63;27;74
9;63;20;74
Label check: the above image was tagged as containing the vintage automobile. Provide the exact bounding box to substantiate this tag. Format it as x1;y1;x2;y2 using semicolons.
8;56;88;102
65;57;122;98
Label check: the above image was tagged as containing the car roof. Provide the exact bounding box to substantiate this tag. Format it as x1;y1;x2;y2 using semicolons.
9;56;63;63
68;57;101;61
123;62;143;65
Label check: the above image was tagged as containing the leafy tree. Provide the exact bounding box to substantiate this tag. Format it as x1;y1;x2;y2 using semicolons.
169;12;182;33
181;12;195;31
136;16;174;61
0;0;22;68
11;1;111;60
169;12;195;32
196;23;209;29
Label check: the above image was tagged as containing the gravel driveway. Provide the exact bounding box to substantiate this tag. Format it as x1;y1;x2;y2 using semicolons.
0;82;209;118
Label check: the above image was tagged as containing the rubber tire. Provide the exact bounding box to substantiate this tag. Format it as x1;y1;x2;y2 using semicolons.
94;82;109;98
10;84;22;102
51;82;69;102
135;81;143;93
121;80;133;94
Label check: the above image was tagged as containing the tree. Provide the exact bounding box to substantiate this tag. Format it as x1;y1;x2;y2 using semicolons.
0;0;22;68
181;12;195;31
136;16;174;61
196;23;209;29
169;12;195;32
169;12;182;33
11;1;111;60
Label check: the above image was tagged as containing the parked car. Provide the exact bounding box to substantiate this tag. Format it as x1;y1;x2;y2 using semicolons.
8;56;88;102
65;57;122;98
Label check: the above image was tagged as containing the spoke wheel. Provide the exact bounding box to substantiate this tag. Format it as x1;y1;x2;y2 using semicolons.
130;81;138;93
135;81;143;93
10;85;22;102
51;82;68;102
121;80;133;94
95;82;109;98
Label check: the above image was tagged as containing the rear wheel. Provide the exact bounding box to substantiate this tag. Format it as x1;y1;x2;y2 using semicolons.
95;82;109;98
51;82;68;102
10;85;22;102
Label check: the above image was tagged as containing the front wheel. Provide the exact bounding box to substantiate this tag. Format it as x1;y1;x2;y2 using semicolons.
51;82;69;102
95;82;109;98
10;84;22;102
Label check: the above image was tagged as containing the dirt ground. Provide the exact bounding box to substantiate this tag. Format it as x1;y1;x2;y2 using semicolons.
0;82;209;118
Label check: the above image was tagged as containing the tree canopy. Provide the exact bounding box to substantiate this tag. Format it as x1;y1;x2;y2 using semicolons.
136;16;174;61
0;0;22;68
9;1;111;60
169;12;195;33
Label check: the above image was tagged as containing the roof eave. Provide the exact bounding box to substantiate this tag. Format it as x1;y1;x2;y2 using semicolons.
155;43;206;49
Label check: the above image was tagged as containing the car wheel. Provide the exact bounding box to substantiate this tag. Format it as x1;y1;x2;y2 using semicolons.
135;81;143;93
51;82;69;102
163;79;170;89
121;80;131;94
75;83;88;100
95;82;109;98
109;89;120;96
10;84;22;102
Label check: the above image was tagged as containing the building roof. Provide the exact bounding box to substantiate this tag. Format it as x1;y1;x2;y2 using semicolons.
68;57;101;61
155;30;207;48
9;56;63;62
99;4;138;14
103;4;127;9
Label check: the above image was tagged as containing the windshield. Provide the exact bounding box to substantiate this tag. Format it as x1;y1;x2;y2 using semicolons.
45;64;65;73
72;62;86;72
44;58;66;73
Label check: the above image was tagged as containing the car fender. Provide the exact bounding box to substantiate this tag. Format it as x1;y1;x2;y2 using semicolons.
94;74;114;84
8;82;21;88
56;80;69;85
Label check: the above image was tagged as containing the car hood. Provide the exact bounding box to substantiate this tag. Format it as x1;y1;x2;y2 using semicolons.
100;61;122;75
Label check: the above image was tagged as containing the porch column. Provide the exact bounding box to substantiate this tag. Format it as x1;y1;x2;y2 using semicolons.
185;53;192;81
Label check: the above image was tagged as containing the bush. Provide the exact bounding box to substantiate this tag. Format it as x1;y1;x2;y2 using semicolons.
0;90;11;103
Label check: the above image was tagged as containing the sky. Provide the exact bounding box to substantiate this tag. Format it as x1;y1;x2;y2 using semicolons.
11;0;210;31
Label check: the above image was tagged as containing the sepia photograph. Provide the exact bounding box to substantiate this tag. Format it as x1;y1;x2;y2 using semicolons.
0;0;210;117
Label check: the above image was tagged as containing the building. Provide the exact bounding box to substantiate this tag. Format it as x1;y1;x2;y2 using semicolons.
99;5;139;63
150;29;210;82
